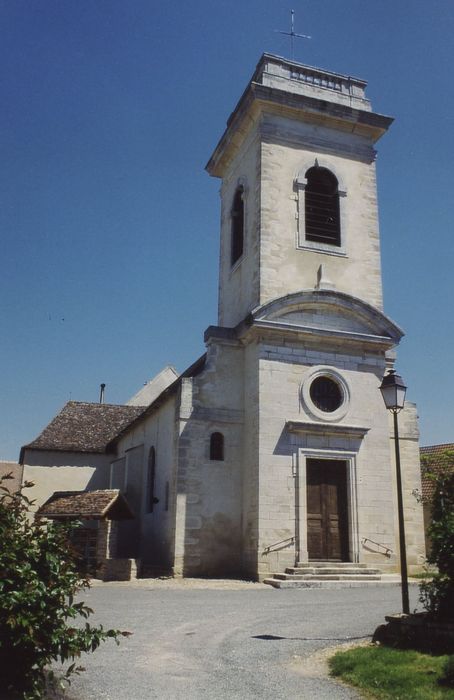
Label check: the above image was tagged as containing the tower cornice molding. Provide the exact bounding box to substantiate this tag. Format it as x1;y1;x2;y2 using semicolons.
207;80;392;178
259;118;377;164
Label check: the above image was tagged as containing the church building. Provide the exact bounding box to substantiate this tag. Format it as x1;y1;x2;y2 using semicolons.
20;54;425;582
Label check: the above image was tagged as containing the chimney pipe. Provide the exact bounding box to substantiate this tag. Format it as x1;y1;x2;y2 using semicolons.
99;383;106;404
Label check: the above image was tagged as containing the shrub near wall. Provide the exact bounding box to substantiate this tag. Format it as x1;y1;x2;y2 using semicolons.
0;475;129;700
372;454;454;654
420;455;454;622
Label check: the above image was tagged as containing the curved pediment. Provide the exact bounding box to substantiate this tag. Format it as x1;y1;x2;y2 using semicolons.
251;290;403;344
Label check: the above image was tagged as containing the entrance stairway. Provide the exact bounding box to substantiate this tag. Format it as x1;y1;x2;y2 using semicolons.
263;562;382;588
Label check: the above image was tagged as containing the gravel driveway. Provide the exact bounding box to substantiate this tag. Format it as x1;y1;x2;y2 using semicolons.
60;579;420;700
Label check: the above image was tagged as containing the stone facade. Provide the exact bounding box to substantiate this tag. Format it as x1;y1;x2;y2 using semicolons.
20;54;426;580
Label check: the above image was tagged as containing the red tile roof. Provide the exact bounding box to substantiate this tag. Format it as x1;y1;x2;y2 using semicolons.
420;443;454;500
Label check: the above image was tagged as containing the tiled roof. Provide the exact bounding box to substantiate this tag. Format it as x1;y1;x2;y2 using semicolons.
22;402;145;456
21;355;206;461
420;443;454;500
37;489;134;519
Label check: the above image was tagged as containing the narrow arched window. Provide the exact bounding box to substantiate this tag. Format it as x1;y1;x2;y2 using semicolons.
305;167;340;246
210;432;224;461
231;186;244;265
147;447;157;512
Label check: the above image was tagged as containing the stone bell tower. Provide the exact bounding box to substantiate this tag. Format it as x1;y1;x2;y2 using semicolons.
204;54;425;581
207;53;393;327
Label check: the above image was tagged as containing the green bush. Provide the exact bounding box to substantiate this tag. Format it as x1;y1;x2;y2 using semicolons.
419;452;454;622
440;655;454;688
0;475;130;699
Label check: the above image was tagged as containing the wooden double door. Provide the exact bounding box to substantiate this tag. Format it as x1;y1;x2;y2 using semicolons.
306;459;349;561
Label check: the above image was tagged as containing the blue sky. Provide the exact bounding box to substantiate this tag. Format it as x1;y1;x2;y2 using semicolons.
1;1;453;460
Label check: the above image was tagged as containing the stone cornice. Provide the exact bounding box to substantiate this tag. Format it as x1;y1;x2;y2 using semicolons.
206;81;392;178
286;419;370;438
205;290;403;352
259;119;377;164
205;319;397;354
248;319;397;348
204;325;240;345
252;83;393;134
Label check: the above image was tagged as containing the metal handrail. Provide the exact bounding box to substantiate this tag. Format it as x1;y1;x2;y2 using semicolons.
262;536;295;555
361;537;393;558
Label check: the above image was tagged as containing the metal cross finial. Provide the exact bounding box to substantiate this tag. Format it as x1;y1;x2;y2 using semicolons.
275;9;311;61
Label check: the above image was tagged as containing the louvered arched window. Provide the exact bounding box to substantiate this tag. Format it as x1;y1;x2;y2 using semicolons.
305;167;340;246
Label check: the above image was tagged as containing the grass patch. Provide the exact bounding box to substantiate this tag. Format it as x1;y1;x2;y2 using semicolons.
329;645;454;699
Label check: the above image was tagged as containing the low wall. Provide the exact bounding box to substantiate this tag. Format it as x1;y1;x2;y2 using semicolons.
374;613;454;653
97;558;139;581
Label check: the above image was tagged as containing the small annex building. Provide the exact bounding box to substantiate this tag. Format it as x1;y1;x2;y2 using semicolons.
20;54;426;581
37;489;135;580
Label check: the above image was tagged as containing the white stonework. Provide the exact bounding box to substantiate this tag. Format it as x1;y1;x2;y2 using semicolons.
22;464;97;518
20;54;426;580
126;365;179;407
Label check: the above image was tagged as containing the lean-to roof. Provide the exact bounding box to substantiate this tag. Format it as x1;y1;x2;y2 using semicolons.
37;489;133;520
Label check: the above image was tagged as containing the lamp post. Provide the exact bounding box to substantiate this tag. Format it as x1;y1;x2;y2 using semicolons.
379;369;410;615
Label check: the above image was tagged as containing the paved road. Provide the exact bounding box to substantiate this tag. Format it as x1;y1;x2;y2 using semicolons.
63;582;420;700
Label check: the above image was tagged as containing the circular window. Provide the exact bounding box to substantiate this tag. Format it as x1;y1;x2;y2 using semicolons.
301;367;350;422
309;376;343;412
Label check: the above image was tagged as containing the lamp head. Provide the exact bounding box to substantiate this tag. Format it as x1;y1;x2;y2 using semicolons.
379;370;407;411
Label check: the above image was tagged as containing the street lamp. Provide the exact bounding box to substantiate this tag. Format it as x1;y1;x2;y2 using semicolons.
379;369;410;615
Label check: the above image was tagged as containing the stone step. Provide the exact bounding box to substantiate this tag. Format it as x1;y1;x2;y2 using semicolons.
295;561;368;568
285;567;382;576
263;577;388;589
273;573;381;581
264;561;383;588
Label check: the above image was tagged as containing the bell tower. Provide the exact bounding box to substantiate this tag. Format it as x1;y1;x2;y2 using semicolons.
206;54;393;328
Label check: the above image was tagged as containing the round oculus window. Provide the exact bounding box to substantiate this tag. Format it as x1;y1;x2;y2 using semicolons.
309;376;343;413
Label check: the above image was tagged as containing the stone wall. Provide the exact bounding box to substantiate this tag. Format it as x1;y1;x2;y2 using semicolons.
218;130;261;327
97;557;139;582
388;402;426;572
22;463;99;518
115;393;178;570
95;519;139;581
260;127;383;312
174;341;245;577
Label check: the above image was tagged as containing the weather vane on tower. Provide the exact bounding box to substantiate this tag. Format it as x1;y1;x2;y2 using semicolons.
276;9;311;61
